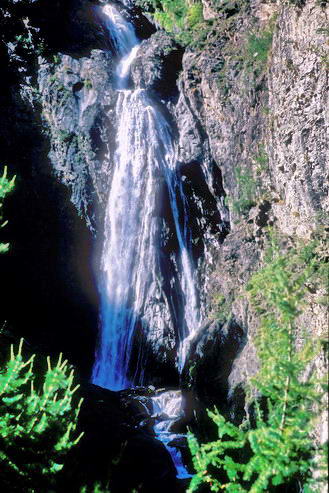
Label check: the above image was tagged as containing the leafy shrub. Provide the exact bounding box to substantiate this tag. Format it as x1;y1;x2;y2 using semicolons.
186;3;204;28
0;339;83;491
188;233;328;492
253;145;269;174
154;0;187;32
0;167;15;254
246;31;273;64
0;0;48;58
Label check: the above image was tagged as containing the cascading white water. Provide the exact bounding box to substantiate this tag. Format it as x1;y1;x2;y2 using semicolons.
92;3;201;391
151;391;192;480
92;88;167;389
102;4;138;56
102;4;139;88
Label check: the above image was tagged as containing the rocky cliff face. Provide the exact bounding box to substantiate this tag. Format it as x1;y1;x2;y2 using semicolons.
178;0;328;446
39;49;114;228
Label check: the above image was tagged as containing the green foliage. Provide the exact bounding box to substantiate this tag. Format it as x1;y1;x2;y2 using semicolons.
214;11;276;96
58;129;74;143
154;0;189;32
83;79;93;90
53;54;61;65
15;32;33;50
49;73;58;84
80;483;108;493
0;166;83;489
186;3;204;28
231;166;258;215
0;0;51;64
245;27;274;76
246;31;273;64
0;167;15;203
253;145;269;175
1;2;38;53
188;233;328;492
135;0;205;45
188;411;247;492
315;26;329;68
0;339;83;491
0;167;15;254
211;293;232;324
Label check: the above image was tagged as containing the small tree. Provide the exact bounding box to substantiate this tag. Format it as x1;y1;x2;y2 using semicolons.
0;165;83;489
0;166;15;253
0;339;83;491
188;232;328;492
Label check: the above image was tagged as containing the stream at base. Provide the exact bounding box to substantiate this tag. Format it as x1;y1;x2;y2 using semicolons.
151;390;192;480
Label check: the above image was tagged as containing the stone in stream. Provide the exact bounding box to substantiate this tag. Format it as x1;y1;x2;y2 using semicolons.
60;383;181;492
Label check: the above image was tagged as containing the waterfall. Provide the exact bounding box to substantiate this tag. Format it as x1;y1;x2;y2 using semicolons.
92;3;200;390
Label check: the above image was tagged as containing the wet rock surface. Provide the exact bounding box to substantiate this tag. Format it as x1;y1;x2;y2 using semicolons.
62;384;181;492
183;318;245;411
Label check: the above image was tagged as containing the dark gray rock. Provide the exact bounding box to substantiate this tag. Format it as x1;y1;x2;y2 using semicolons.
62;383;179;492
38;49;115;227
183;318;245;411
131;31;183;96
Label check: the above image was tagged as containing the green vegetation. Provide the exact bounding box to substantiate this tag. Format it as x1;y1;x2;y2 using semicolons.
253;145;269;175
0;166;83;490
49;74;58;84
211;293;232;324
188;232;328;492
53;54;61;65
15;32;33;51
244;20;276;78
231;166;259;215
0;167;15;254
0;338;83;491
226;157;270;217
58;129;74;143
83;79;93;90
186;2;204;28
0;0;48;59
246;30;273;66
135;0;205;45
216;12;276;95
315;27;329;68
